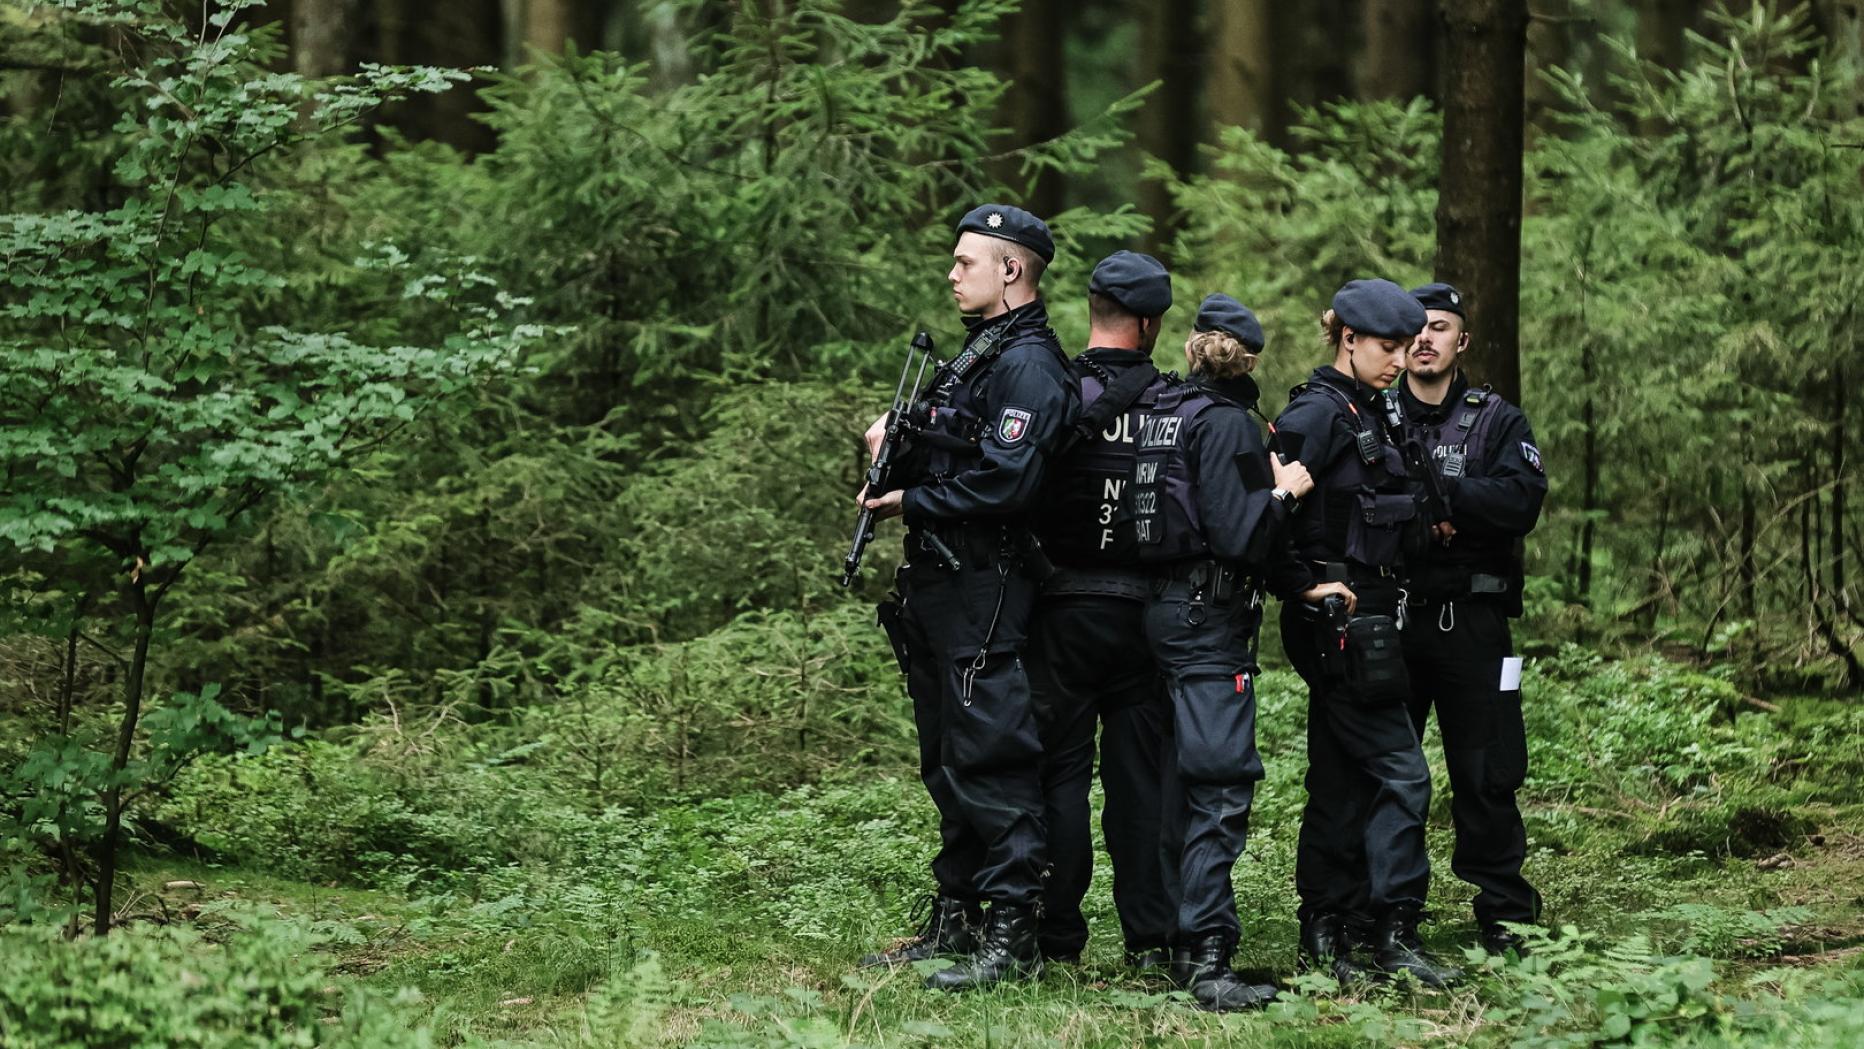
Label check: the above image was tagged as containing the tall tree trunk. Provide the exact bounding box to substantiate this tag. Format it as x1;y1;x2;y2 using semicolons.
999;0;1070;218
94;584;157;935
1523;0;1576;135
392;0;502;152
1834;362;1850;618
1357;0;1434;101
291;0;359;78
524;0;572;56
1267;0;1355;146
1637;0;1696;71
1434;0;1527;405
1137;0;1202;253
1205;0;1276;139
1577;338;1597;605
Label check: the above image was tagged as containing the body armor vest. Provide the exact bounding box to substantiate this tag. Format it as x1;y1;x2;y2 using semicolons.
1289;380;1416;569
1038;362;1168;568
1404;384;1523;599
1130;382;1221;563
905;315;1018;483
1408;386;1501;481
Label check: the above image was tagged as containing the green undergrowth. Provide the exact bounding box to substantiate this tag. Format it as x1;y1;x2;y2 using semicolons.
7;650;1864;1046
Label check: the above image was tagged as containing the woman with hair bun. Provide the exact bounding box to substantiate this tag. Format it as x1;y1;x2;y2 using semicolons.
1125;293;1310;1011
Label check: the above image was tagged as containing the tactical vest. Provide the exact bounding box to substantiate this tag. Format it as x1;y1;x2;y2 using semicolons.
1403;384;1524;603
1037;361;1167;567
1288;380;1417;569
1407;386;1502;481
1129;382;1222;563
906;315;1019;484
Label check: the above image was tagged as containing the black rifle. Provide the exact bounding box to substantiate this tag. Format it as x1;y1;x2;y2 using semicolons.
841;330;943;588
1381;389;1451;527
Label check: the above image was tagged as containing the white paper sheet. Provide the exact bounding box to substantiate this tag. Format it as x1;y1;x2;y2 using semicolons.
1499;656;1524;692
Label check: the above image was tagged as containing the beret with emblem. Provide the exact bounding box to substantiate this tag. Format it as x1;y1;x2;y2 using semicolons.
956;203;1055;264
1088;250;1172;317
1332;278;1427;340
1411;281;1466;319
1193;293;1264;351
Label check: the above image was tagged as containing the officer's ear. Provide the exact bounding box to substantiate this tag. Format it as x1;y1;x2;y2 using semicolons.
1457;330;1470;352
1002;256;1019;284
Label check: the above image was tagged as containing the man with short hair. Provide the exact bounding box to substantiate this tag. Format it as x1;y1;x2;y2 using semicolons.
1395;282;1547;957
859;204;1077;990
1027;251;1178;974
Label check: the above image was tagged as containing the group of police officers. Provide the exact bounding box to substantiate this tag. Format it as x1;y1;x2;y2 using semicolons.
855;201;1547;1011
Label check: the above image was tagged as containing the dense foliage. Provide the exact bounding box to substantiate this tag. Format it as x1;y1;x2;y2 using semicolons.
2;1;1863;1046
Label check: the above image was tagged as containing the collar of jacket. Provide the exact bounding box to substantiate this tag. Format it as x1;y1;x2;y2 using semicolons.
1192;370;1261;411
962;297;1049;342
1310;365;1385;409
1398;370;1469;422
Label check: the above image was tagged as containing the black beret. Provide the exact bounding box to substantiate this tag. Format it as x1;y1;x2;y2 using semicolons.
1411;281;1466;319
1332;278;1428;340
955;203;1055;263
1088;251;1172;317
1193;293;1264;351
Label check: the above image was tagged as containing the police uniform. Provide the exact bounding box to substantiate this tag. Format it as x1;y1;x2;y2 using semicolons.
1028;252;1176;967
1396;282;1547;953
1268;279;1456;987
1130;294;1285;1011
881;204;1078;990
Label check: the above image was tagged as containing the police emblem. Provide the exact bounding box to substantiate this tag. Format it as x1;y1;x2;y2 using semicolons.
998;407;1033;443
1521;441;1543;473
1450;291;1461;305
987;212;1004;229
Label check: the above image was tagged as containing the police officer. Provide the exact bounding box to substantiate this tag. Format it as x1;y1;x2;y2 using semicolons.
858;204;1078;991
1269;278;1459;987
1130;294;1312;1011
1395;282;1547;956
1027;251;1176;972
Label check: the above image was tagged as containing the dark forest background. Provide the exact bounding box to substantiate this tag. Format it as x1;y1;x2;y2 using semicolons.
4;10;1864;1034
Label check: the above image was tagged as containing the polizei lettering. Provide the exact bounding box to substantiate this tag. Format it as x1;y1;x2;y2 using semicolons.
1137;415;1183;450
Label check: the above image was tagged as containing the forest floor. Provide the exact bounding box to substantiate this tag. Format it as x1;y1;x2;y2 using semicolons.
99;670;1864;1048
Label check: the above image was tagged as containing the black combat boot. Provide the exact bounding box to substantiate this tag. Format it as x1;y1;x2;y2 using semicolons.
859;895;980;968
1125;946;1171;978
923;903;1042;991
1175;934;1278;1012
1370;905;1463;988
1481;925;1531;959
1298;913;1370;985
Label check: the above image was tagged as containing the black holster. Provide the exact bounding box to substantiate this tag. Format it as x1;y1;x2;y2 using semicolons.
876;596;911;675
1341;614;1409;703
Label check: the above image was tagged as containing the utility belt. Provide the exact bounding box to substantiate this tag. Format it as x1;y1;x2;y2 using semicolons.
1404;570;1512;605
1310;559;1398;584
1042;566;1151;601
906;520;1053;580
1150;559;1264;611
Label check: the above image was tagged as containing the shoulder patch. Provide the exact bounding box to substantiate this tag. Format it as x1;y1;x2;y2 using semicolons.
998;407;1035;444
1521;441;1543;473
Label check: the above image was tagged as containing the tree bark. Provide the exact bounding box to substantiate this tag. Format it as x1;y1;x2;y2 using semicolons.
524;0;572;56
1357;0;1435;101
1137;0;1202;252
999;0;1070;218
93;584;156;935
290;0;359;78
1434;0;1527;405
1205;0;1276;139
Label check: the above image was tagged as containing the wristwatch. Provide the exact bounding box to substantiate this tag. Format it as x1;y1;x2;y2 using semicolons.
1271;487;1294;505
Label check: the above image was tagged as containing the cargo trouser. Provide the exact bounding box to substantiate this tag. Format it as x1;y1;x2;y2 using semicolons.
1027;587;1171;958
1403;596;1538;928
1281;585;1433;924
1144;568;1267;945
883;526;1047;906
